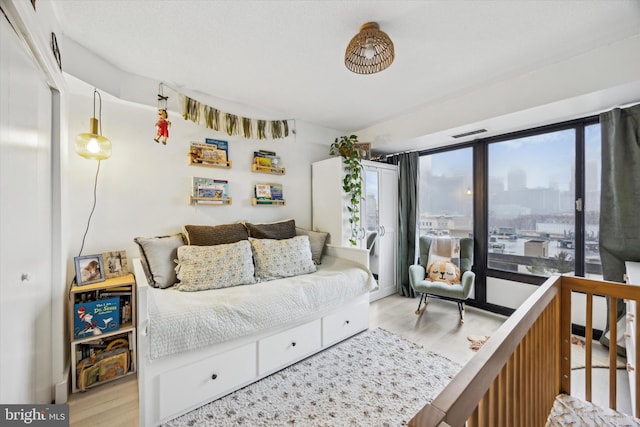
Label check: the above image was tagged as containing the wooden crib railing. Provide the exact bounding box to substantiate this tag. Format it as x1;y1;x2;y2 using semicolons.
409;274;640;427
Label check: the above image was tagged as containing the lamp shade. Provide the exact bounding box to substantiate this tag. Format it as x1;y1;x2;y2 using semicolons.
75;117;111;160
345;22;394;75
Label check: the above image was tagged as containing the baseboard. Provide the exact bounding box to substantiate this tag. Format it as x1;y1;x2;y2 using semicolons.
54;366;69;404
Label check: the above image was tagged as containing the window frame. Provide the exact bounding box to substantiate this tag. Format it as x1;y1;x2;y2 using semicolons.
417;115;600;315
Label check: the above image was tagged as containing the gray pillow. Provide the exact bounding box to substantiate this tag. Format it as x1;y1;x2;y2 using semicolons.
133;233;185;288
183;223;249;246
295;227;329;264
245;219;296;240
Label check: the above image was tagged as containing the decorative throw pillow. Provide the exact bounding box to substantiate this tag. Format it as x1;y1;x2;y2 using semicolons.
295;227;329;264
183;223;248;246
133;233;185;289
249;236;316;281
174;240;255;291
427;260;461;285
244;219;296;240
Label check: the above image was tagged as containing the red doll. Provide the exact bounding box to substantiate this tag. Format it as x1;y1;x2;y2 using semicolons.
154;109;171;144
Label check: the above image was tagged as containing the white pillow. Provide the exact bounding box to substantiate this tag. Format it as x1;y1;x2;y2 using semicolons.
174;240;255;291
249;236;316;281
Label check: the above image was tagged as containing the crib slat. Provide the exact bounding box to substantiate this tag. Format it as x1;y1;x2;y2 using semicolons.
609;296;618;410
636;298;640;418
585;293;593;402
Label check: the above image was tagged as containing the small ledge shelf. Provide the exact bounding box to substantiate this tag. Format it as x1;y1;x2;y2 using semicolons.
251;164;286;175
189;158;232;169
190;196;232;205
252;198;286;206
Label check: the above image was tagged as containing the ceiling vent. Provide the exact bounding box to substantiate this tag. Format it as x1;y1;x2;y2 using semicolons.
451;129;487;139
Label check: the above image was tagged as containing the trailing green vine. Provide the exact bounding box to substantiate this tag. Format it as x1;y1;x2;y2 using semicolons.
329;135;363;246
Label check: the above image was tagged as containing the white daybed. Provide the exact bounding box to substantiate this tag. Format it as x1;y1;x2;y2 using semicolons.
133;244;373;426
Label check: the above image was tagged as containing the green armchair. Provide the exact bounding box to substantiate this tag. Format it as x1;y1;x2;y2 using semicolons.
409;236;475;323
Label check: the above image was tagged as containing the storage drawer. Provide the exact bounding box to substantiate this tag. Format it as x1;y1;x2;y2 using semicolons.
322;299;369;347
159;343;256;420
259;319;321;376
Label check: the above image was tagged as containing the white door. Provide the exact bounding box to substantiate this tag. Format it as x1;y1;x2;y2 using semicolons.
0;15;53;403
375;166;398;299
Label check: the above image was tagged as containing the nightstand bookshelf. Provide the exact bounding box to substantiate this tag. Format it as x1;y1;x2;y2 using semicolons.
69;273;137;393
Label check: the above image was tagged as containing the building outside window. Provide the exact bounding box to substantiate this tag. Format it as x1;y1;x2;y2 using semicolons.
418;147;474;238
488;129;577;276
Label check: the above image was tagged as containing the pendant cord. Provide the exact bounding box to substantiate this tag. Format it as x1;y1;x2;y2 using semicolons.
78;160;101;257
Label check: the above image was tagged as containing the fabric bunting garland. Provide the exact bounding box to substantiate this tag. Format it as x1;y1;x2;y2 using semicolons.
180;94;291;140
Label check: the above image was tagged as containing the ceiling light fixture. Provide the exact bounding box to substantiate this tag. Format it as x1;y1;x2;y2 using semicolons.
345;22;394;75
75;89;112;160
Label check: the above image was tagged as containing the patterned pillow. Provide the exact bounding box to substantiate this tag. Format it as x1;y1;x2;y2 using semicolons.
249;236;316;281
174;240;255;291
183;223;249;246
133;233;185;289
244;219;296;240
295;227;329;264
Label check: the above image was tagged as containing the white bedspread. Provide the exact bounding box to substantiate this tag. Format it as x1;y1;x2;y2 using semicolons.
147;255;375;360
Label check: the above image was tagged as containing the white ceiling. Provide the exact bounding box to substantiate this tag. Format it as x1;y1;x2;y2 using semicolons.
51;0;640;153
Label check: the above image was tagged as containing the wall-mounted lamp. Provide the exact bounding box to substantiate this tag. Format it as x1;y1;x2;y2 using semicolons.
75;89;111;160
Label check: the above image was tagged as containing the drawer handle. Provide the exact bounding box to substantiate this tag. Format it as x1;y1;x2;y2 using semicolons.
345;320;350;325
291;342;297;347
211;373;218;380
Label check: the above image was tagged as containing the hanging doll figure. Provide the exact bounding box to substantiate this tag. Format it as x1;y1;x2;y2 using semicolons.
154;109;171;144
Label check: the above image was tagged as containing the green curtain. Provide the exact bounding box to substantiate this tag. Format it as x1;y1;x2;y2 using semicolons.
388;152;419;297
599;104;640;353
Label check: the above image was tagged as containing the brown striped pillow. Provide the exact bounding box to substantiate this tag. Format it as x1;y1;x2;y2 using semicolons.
244;219;296;240
183;223;249;246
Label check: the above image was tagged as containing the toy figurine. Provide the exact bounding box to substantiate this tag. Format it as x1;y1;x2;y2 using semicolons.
154;109;171;144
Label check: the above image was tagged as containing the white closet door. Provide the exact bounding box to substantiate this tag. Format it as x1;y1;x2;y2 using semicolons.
0;16;53;403
375;166;398;298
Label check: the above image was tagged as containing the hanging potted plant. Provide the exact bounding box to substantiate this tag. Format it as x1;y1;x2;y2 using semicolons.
330;134;363;247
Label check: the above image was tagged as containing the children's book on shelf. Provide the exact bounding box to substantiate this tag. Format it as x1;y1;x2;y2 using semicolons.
253;149;281;168
270;183;283;200
190;140;228;164
193;177;229;199
255;183;272;199
74;298;120;339
205;138;229;161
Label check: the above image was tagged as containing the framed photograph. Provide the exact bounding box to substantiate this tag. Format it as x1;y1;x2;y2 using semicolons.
355;143;371;160
102;250;129;279
74;254;105;286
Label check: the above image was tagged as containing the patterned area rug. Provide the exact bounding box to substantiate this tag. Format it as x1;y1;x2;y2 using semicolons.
163;328;462;426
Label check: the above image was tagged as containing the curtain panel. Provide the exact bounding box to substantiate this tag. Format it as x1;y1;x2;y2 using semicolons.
388;152;419;297
599;103;640;353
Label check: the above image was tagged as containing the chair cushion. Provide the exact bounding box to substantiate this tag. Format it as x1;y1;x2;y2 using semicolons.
413;280;466;299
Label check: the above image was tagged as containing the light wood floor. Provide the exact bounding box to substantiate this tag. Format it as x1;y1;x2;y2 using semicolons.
67;294;507;426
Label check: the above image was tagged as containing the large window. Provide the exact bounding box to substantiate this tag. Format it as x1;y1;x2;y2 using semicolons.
417;117;602;313
418;148;473;238
488;129;576;276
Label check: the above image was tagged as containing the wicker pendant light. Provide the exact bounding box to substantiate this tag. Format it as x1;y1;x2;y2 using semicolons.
344;22;394;75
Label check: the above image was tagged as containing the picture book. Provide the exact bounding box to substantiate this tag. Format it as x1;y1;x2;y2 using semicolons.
190;141;227;163
205;138;229;161
74;297;120;339
192;177;229;199
255;184;272;199
270;183;283;200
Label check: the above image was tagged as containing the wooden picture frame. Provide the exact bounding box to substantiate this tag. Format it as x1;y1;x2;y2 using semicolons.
355;143;371;160
102;250;129;279
74;254;105;286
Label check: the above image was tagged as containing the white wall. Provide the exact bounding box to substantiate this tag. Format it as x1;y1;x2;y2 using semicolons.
65;76;342;274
